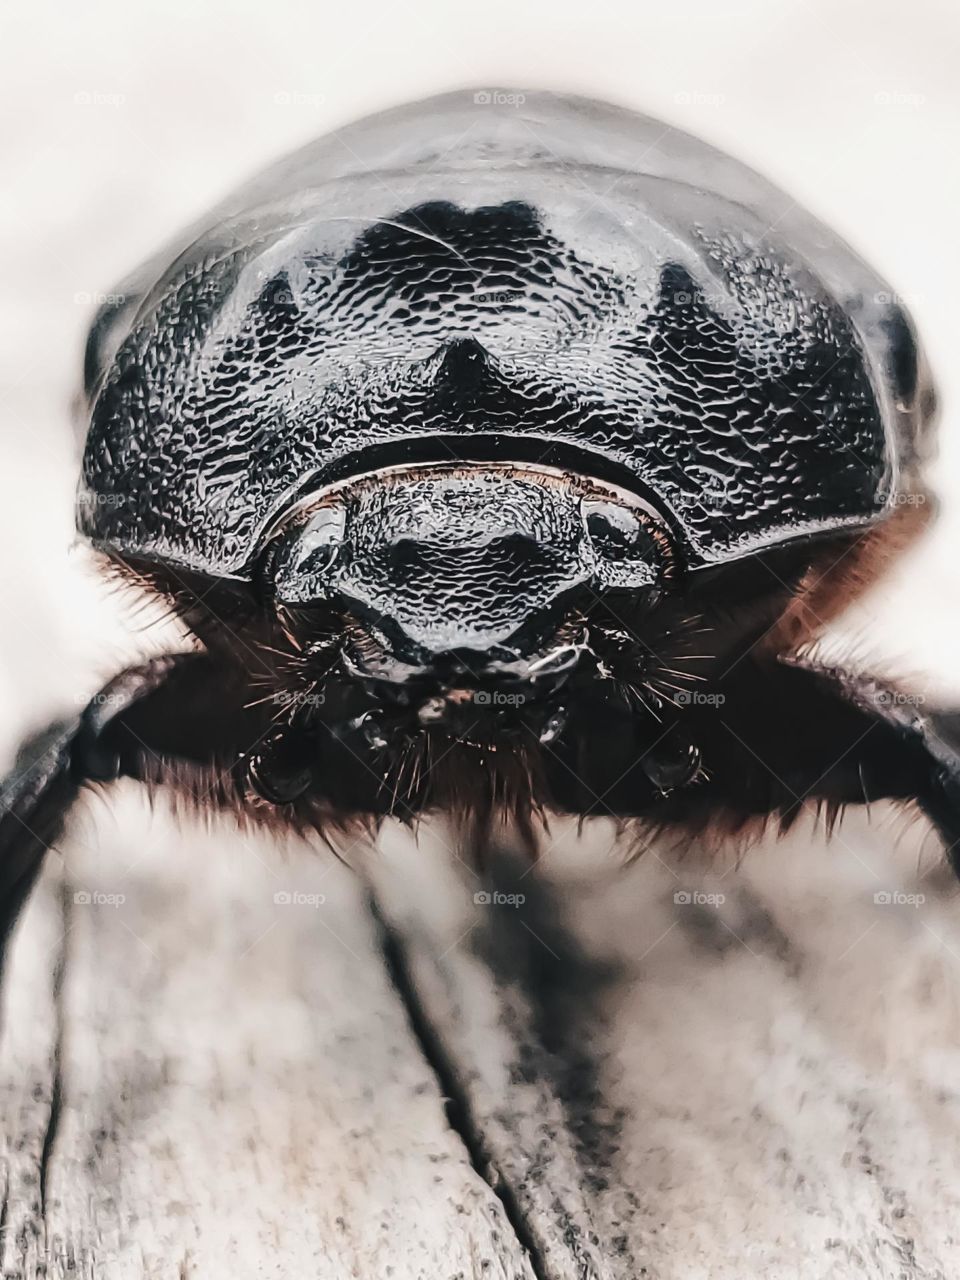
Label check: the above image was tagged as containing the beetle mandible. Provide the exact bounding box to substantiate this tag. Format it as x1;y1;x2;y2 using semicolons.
2;89;958;936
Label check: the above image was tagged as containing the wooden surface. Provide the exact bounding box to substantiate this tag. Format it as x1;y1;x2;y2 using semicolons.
3;788;960;1278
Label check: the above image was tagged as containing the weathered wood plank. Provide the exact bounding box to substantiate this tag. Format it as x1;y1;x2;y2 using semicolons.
5;781;960;1279
0;786;538;1280
368;810;960;1280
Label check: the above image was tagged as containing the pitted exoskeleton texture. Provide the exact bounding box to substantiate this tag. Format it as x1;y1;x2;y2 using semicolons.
271;468;663;659
78;91;930;579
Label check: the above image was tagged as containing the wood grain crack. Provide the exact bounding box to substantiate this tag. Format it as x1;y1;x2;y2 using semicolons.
37;884;68;1229
369;891;552;1280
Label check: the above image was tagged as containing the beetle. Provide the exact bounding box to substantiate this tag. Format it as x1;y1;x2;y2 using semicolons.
2;88;959;941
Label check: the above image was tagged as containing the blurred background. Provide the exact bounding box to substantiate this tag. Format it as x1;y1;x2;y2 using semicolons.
1;0;958;750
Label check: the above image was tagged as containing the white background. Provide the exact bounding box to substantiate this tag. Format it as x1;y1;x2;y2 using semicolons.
1;0;958;754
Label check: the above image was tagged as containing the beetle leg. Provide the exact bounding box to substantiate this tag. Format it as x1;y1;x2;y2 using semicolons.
643;656;960;870
769;658;960;869
0;653;256;949
0;718;80;953
903;712;960;869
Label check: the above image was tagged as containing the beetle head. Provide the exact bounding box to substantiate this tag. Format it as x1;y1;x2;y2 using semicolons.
263;462;673;742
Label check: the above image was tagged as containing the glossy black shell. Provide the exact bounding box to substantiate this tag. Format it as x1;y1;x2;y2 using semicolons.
78;90;935;579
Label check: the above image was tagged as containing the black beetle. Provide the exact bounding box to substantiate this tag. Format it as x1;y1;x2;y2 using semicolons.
2;89;959;935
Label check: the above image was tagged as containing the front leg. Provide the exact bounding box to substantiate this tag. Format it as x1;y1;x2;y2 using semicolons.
0;653;273;949
774;660;960;863
0;719;82;949
659;656;960;868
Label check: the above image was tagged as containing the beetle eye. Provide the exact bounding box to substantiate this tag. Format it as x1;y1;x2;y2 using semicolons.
582;499;662;592
273;505;347;602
